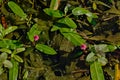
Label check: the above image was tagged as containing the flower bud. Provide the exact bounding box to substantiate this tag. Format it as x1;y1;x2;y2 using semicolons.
34;35;39;41
80;44;87;50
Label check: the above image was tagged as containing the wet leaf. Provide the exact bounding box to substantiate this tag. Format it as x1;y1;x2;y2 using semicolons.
8;1;27;19
13;55;23;63
3;60;13;69
36;44;57;55
90;61;105;80
43;8;64;18
9;58;19;80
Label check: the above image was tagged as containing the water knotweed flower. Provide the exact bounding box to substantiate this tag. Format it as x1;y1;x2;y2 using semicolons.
80;44;87;50
34;35;39;41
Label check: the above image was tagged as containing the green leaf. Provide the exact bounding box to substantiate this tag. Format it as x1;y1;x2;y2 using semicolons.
15;48;25;54
0;67;4;75
27;24;41;42
0;24;4;33
0;48;12;54
107;45;117;52
86;12;98;18
98;57;108;66
90;61;105;80
86;52;96;62
0;52;8;63
87;17;93;23
50;0;59;10
13;55;23;63
8;1;27;19
74;51;83;58
58;17;77;28
60;28;85;46
94;44;109;53
0;24;4;39
93;2;97;10
9;58;19;80
51;25;60;32
3;60;13;69
64;6;68;15
72;7;89;16
3;26;18;37
35;44;57;55
0;39;23;49
23;70;29;79
0;0;3;3
43;8;64;18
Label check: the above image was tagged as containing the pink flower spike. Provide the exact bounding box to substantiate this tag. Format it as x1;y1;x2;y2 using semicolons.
34;35;39;41
80;44;87;50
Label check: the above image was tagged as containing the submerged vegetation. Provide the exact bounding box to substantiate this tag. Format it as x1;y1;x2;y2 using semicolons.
0;0;120;80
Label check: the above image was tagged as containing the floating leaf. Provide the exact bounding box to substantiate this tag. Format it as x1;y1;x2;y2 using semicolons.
3;26;18;37
35;44;57;55
3;60;13;69
43;8;64;18
13;55;23;63
58;17;77;28
72;7;89;16
9;58;19;80
90;61;105;80
8;1;27;19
